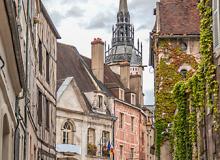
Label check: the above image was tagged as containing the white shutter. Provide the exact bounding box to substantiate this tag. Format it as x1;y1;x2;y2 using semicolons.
213;0;220;48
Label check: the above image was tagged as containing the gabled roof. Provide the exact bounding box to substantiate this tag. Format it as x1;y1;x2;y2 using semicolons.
57;43;96;92
57;42;134;106
157;0;200;35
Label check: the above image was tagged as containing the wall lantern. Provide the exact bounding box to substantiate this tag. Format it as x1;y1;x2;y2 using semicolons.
0;56;5;69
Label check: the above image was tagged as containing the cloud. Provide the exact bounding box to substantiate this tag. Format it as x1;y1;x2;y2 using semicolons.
84;12;115;31
129;0;156;30
137;24;147;31
61;0;88;4
49;10;64;27
65;6;85;18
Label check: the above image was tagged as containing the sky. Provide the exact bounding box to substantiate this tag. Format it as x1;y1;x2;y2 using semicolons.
43;0;156;105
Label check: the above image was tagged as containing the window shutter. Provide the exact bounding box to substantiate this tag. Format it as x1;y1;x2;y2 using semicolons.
213;0;220;48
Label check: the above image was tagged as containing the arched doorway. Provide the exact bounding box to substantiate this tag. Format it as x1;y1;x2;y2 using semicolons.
2;114;10;160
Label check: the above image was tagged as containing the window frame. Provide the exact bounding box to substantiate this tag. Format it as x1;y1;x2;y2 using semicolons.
88;128;96;145
130;148;134;160
37;90;42;125
62;121;74;144
38;40;43;74
119;113;124;129
46;51;50;84
98;95;103;108
120;145;123;159
131;116;134;132
46;99;50;130
213;0;220;52
131;93;136;105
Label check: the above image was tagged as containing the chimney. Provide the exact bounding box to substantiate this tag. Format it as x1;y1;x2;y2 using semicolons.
120;61;130;89
91;38;104;83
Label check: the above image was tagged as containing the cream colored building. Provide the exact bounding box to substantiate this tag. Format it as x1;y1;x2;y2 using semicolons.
56;41;114;160
0;0;60;160
0;0;25;160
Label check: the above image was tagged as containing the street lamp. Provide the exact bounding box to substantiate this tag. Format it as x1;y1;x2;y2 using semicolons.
0;56;5;69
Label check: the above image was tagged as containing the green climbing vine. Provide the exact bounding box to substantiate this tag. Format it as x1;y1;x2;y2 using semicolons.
154;40;198;158
172;0;219;160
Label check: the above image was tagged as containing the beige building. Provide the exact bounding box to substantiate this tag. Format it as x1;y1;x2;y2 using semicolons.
0;0;60;160
0;0;25;160
56;42;114;160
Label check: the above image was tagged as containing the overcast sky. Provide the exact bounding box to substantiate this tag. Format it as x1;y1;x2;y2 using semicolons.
43;0;156;105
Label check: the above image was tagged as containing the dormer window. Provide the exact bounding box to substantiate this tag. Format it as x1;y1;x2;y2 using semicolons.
131;93;136;105
98;95;103;108
119;88;125;101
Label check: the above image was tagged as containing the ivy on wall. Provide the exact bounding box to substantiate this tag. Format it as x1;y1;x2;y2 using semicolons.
172;0;219;160
154;40;198;158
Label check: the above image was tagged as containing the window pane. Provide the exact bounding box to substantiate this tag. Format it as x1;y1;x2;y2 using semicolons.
38;40;42;74
38;91;42;125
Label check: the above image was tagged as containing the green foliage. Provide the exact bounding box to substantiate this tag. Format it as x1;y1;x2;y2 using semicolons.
88;143;97;156
172;0;219;159
155;41;198;159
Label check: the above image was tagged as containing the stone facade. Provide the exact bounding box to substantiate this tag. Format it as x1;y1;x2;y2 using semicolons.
0;0;60;160
0;0;25;159
56;77;113;160
149;0;200;159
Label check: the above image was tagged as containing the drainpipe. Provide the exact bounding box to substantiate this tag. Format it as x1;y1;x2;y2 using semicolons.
24;0;31;159
14;95;25;160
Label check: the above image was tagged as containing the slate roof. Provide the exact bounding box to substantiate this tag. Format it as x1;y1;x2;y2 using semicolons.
57;43;96;92
81;55;125;90
57;43;127;94
158;0;200;35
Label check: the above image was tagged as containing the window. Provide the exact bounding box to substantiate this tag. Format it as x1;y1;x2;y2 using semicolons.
120;145;123;160
131;148;134;160
180;42;187;51
131;117;134;132
46;52;50;83
119;89;124;101
88;128;95;145
102;131;110;145
98;95;103;108
37;91;42;125
62;122;74;144
142;132;145;145
119;113;124;128
180;69;187;78
38;40;42;74
46;99;50;130
213;0;220;48
131;94;136;105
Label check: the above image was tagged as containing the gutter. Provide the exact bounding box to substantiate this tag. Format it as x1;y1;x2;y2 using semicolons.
4;0;25;88
157;34;200;39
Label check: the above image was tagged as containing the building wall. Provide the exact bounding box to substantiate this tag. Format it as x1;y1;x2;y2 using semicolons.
114;100;147;160
35;7;57;159
0;0;24;159
56;79;113;160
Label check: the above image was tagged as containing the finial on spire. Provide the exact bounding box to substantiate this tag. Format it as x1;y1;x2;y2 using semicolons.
119;0;128;13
